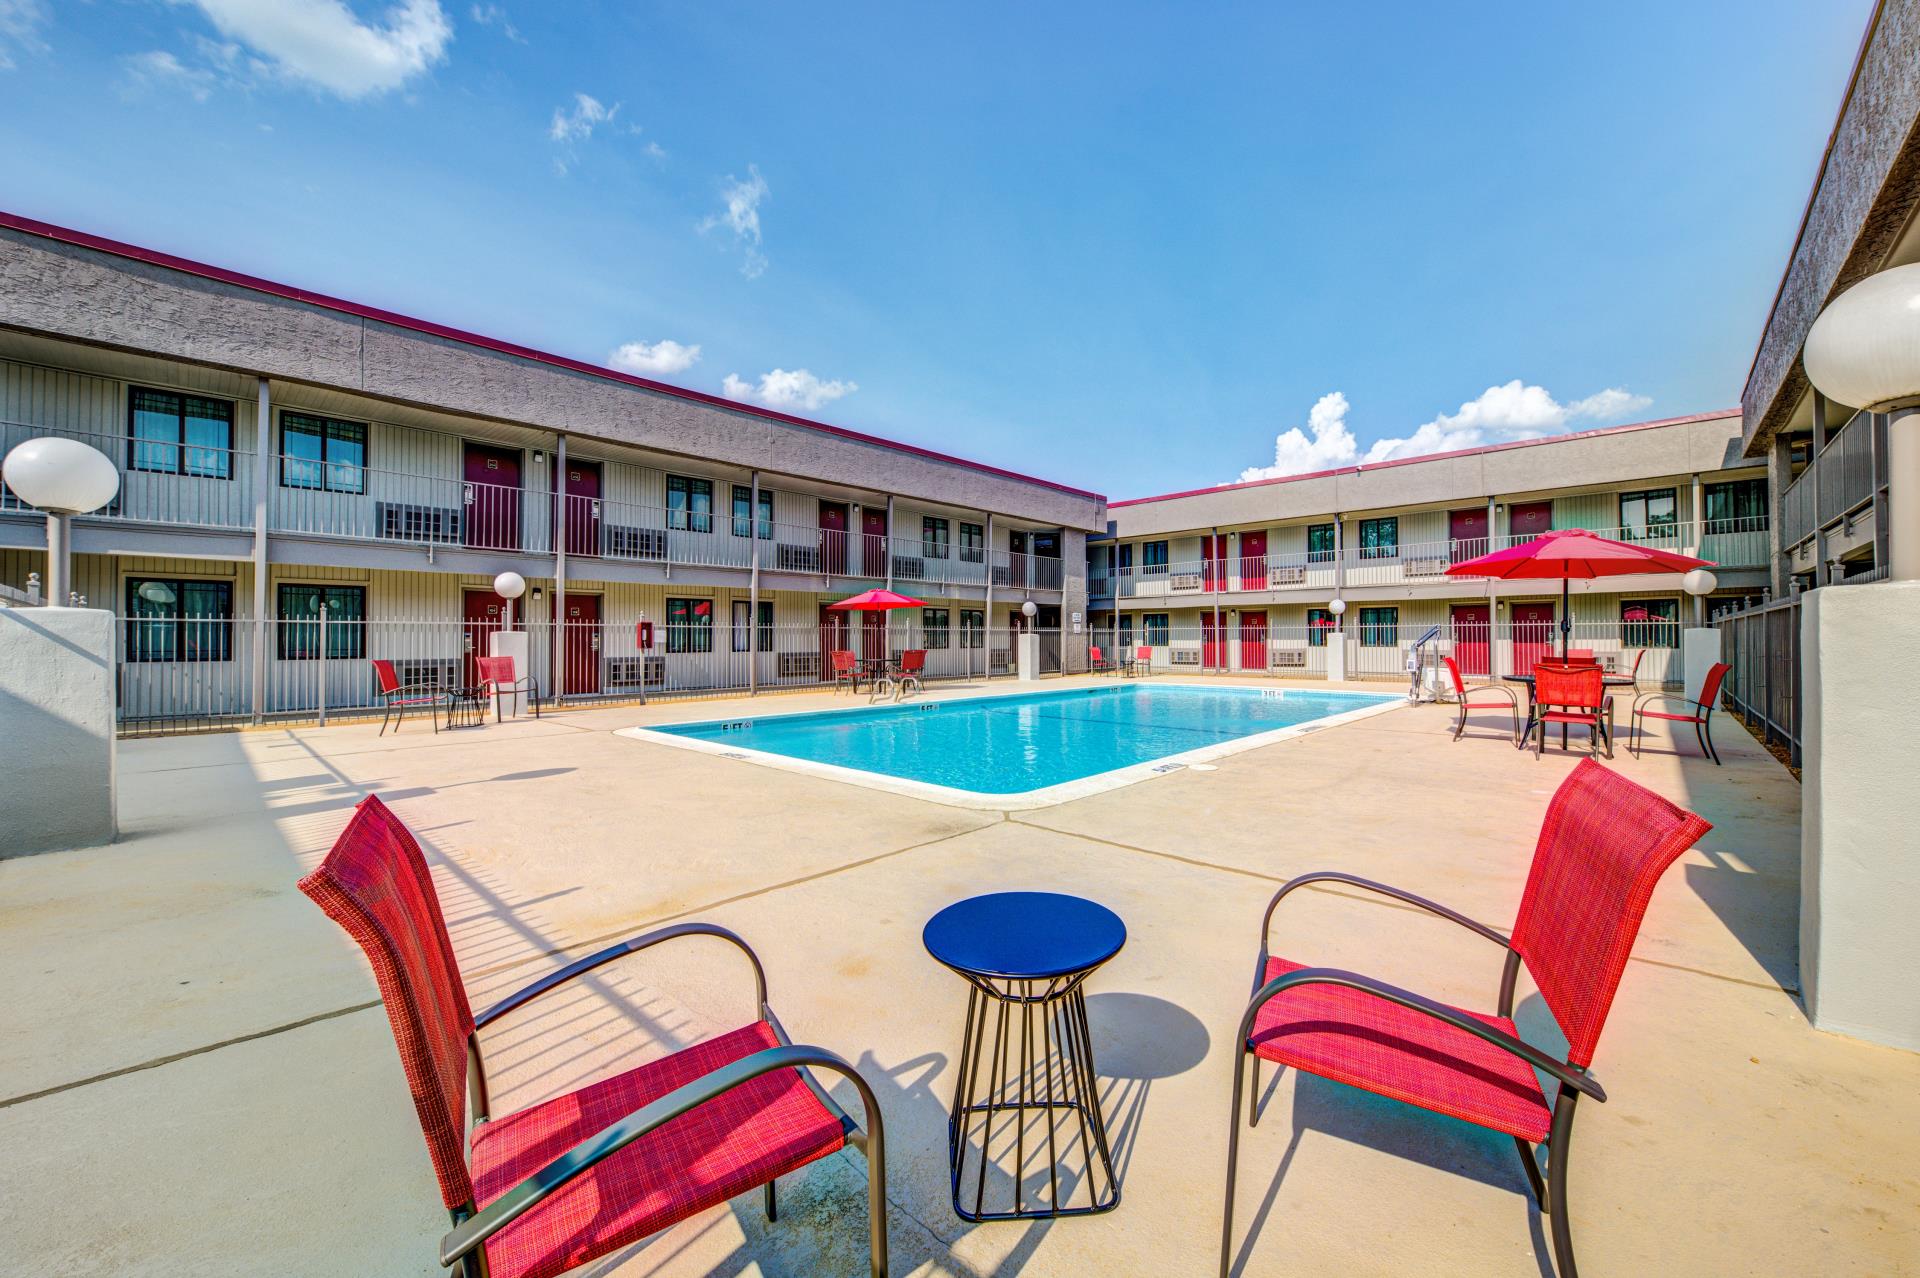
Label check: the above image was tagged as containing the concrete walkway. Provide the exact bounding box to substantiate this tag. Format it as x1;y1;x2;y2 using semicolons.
2;678;1914;1276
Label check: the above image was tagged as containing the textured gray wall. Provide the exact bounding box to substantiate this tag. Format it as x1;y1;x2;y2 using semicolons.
0;607;116;857
0;230;1105;532
1742;0;1920;452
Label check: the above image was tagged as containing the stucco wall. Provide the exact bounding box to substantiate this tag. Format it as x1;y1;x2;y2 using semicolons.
0;607;116;856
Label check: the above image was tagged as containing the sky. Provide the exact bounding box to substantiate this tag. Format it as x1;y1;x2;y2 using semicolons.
0;1;1877;500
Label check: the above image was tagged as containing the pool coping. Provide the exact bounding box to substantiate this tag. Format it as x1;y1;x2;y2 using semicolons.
614;681;1408;810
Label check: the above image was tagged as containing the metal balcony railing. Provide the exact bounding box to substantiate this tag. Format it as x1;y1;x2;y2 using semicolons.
1781;409;1877;550
1;421;256;530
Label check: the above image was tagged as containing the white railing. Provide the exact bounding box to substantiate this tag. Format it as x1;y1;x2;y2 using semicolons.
1;421;256;530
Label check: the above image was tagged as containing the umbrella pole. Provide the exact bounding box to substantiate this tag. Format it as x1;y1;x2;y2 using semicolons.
1560;577;1570;659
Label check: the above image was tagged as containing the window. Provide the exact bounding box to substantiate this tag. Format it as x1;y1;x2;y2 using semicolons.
277;584;366;659
1357;606;1398;647
1118;615;1134;649
1357;517;1398;560
1307;607;1335;646
281;412;367;493
667;476;713;532
922;517;951;560
666;597;713;652
124;578;233;663
1142;613;1170;646
923;607;951;649
959;522;985;563
730;599;773;651
1619;488;1678;542
1142;541;1169;574
1117;544;1134;572
730;485;773;539
1703;478;1766;533
1621;598;1679;648
1306;523;1336;563
129;387;232;478
961;609;985;648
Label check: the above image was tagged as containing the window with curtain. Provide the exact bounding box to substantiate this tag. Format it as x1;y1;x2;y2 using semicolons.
961;609;985;648
277;584;366;659
125;578;234;662
1358;606;1398;647
1357;518;1398;560
959;522;985;563
668;476;713;532
1306;523;1336;563
1142;542;1169;574
1307;607;1334;646
923;607;950;648
922;517;951;559
730;485;773;539
1118;615;1134;648
666;597;714;652
730;599;773;651
129;387;233;478
1618;488;1678;542
1142;613;1170;645
1621;598;1679;648
280;412;367;493
1703;479;1766;533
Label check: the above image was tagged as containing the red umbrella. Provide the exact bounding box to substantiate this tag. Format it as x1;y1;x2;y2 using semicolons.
826;588;926;611
1445;528;1712;659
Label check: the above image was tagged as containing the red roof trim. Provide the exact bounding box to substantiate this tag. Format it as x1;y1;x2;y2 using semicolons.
0;210;1103;503
1107;409;1743;508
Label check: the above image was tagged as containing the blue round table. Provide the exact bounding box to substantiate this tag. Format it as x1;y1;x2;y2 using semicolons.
923;892;1126;1221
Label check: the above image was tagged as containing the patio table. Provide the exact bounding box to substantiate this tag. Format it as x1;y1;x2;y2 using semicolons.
924;891;1125;1221
444;685;488;730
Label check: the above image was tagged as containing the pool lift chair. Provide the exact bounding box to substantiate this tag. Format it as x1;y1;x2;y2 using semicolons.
1406;625;1445;703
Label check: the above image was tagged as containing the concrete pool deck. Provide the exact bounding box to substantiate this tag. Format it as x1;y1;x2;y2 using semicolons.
1;676;1915;1275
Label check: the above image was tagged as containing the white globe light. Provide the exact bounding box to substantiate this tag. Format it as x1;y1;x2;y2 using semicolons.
1328;597;1347;615
493;571;527;600
1682;568;1718;597
2;437;120;514
1021;599;1037;618
1804;263;1920;411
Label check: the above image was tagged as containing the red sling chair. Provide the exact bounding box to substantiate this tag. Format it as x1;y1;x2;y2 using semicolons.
301;796;888;1278
474;655;540;722
1442;654;1521;745
1221;760;1711;1278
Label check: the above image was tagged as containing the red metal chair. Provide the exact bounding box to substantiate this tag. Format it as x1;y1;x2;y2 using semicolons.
1220;759;1712;1278
372;658;450;735
475;655;540;723
829;648;861;694
1442;655;1521;745
1089;644;1116;675
1630;661;1730;764
1565;648;1597;665
1532;662;1613;758
1132;644;1153;677
892;648;927;699
300;795;888;1278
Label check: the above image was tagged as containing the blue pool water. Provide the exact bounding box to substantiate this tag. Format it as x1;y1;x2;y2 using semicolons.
652;685;1396;796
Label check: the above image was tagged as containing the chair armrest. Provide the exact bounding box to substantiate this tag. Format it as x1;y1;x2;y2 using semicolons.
1239;965;1605;1102
1631;690;1692;710
475;923;769;1029
1261;871;1510;952
439;1043;882;1268
389;684;450;699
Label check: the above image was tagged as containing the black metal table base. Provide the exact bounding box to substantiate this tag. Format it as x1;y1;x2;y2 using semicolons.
946;974;1119;1221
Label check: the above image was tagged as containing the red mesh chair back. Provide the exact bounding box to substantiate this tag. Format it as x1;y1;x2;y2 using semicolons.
899;649;927;675
1566;648;1596;664
1441;655;1467;699
476;654;513;687
1136;646;1151;662
831;649;857;675
1534;663;1604;713
372;658;402;695
298;796;476;1207
1090;645;1104;663
1697;661;1729;710
1509;760;1712;1066
1628;649;1647;679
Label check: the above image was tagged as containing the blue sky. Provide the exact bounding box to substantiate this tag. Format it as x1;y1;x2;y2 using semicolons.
0;1;1875;498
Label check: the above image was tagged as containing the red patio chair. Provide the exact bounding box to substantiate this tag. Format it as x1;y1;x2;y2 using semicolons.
475;655;540;722
1532;662;1613;758
299;795;889;1278
893;648;927;699
1132;644;1153;677
1220;759;1712;1278
1630;661;1730;764
372;658;450;736
1089;644;1115;675
1442;655;1521;745
1565;647;1597;665
830;648;861;694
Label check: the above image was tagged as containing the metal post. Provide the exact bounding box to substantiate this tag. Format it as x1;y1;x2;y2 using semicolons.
553;434;567;706
1334;513;1346;652
44;511;71;606
1486;496;1501;679
749;469;762;696
1888;406;1920;581
1767;431;1794;595
317;600;329;728
1210;526;1221;674
1810;394;1832;586
251;377;271;725
984;514;996;680
1690;472;1706;626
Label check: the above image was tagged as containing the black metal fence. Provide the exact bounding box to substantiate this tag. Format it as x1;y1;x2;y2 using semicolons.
1717;596;1801;765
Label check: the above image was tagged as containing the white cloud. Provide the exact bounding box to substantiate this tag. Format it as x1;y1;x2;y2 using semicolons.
468;3;521;42
548;91;613;144
184;0;451;99
722;368;856;412
607;338;700;377
700;165;769;278
123;49;218;101
1233;381;1654;482
0;0;49;70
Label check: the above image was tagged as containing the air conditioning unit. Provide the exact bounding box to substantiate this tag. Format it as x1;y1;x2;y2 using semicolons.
1405;557;1450;577
778;652;822;680
1170;572;1205;593
1170;648;1201;665
606;526;668;560
1270;648;1307;669
1268;565;1306;586
376;501;461;544
606;656;666;688
776;543;822;572
891;555;927;581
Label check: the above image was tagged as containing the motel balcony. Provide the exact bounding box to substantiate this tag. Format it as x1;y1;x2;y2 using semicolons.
1779;408;1889;578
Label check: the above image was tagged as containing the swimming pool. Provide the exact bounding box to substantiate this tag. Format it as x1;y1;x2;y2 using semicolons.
622;684;1400;808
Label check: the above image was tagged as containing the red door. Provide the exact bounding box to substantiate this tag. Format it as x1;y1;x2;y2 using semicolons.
462;589;509;688
818;604;850;676
861;508;888;579
1512;602;1556;673
562;459;601;558
1509;501;1553;542
862;609;887;661
1239;610;1268;669
1449;508;1488;562
1450;603;1490;676
1239;531;1267;591
818;502;848;575
560;594;601;695
1201;612;1224;669
463;443;523;550
1202;535;1228;591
